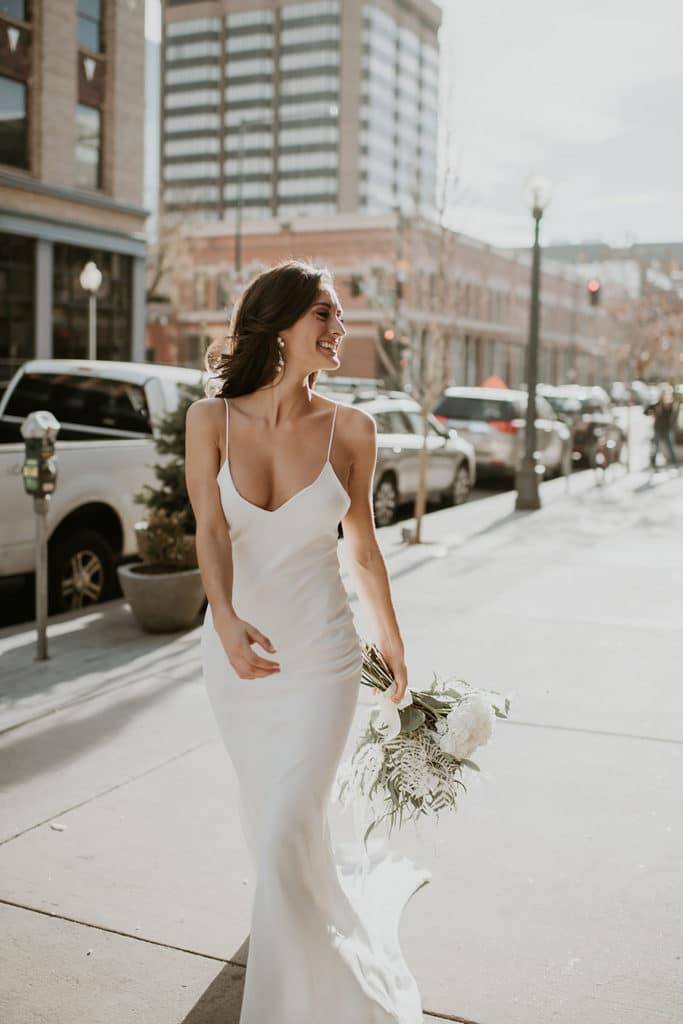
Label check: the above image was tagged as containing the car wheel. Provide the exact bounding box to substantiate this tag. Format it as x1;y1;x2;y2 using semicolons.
49;529;116;614
451;463;471;505
373;476;399;527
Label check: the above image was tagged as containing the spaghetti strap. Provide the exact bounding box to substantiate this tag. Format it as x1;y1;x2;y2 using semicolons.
326;403;338;462
223;398;229;468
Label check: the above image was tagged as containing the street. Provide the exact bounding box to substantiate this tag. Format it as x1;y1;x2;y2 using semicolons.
1;441;681;1024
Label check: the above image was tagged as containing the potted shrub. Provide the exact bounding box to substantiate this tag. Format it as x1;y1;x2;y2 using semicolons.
117;382;207;633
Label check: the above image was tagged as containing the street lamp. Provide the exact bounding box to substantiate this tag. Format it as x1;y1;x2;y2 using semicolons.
79;260;102;361
516;176;551;511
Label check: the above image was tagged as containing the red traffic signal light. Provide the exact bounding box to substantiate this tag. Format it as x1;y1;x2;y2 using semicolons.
587;278;601;306
383;328;396;342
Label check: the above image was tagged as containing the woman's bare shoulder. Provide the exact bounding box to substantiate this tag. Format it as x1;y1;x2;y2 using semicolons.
187;396;224;419
186;397;225;441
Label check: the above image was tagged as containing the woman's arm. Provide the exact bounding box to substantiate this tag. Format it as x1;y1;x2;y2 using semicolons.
341;408;407;703
185;400;280;679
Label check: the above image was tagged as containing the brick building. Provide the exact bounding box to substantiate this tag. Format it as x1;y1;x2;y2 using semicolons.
0;0;148;386
154;211;622;387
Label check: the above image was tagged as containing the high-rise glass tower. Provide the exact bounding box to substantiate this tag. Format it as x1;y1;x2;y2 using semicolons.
161;0;441;224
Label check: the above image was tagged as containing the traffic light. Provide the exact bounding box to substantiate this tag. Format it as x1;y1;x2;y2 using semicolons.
587;278;601;307
350;275;363;297
383;328;396;342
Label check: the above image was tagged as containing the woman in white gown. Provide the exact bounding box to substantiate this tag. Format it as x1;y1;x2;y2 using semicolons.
185;260;429;1023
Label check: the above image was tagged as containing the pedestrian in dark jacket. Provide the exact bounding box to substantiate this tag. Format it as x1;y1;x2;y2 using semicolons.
645;384;679;468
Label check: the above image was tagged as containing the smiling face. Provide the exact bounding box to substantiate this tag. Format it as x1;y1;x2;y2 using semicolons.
280;284;346;376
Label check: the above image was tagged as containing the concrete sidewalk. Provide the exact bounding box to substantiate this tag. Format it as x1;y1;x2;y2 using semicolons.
1;464;681;1024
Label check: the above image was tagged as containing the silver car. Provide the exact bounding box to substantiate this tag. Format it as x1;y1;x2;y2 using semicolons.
433;386;570;479
356;396;476;526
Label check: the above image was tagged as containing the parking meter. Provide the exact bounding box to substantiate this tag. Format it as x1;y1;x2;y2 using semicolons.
21;410;59;498
20;411;61;660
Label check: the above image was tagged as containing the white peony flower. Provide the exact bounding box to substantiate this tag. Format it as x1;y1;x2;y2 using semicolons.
438;694;494;759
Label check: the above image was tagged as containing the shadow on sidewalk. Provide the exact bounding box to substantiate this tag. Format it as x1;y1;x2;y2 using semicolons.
0;668;197;791
181;938;249;1024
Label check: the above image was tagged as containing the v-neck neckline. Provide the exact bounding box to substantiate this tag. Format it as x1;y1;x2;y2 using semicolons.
217;399;347;514
217;458;341;514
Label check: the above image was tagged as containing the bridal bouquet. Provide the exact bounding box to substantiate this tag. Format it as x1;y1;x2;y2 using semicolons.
333;641;511;844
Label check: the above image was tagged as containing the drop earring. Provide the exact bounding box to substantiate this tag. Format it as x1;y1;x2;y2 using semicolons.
276;335;285;372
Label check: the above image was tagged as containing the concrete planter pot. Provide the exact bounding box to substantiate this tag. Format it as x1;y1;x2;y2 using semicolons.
117;563;206;633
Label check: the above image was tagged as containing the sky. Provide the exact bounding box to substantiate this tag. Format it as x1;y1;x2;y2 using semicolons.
437;0;683;248
145;0;683;249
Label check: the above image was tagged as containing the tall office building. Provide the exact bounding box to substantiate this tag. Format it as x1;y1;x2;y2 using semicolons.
161;0;441;225
0;0;147;385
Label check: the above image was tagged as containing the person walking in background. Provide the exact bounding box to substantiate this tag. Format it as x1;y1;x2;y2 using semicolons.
645;384;680;469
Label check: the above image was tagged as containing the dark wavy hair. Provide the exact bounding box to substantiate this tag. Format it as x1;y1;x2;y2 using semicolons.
204;259;334;398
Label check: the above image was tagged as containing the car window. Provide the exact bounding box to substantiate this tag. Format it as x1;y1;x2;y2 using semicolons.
373;412;394;434
4;372;152;435
402;410;442;436
434;395;518;421
535;396;556;419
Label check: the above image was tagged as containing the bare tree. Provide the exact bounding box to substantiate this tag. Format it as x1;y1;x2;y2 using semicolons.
406;118;461;544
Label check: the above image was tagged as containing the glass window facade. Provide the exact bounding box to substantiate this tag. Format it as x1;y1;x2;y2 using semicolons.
165;88;220;110
226;9;274;29
164;161;219;181
75;103;101;190
164;112;220;133
0;75;28;170
360;4;439;214
52;245;132;362
0;233;34;386
165;136;219;156
164;184;219;205
166;66;220;86
166;17;220;37
281;1;339;20
1;0;30;19
77;0;103;53
166;40;220;61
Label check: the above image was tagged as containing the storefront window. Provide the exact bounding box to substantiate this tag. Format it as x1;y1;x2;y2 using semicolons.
52;244;131;362
0;232;34;386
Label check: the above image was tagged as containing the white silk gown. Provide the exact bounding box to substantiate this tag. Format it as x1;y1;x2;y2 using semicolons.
200;398;430;1023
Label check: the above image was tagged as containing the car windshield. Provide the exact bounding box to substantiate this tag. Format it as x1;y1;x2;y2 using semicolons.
544;394;581;414
434;395;519;422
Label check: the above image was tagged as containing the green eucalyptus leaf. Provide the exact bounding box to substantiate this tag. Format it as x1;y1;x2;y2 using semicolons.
399;706;426;733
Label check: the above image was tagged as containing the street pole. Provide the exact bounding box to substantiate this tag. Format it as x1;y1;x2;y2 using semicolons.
88;292;97;360
79;261;102;361
234;119;245;278
516;205;543;511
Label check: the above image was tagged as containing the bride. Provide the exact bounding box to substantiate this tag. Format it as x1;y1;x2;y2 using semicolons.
185;259;428;1023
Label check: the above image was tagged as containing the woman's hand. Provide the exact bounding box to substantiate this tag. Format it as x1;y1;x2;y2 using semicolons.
378;642;408;704
214;609;281;680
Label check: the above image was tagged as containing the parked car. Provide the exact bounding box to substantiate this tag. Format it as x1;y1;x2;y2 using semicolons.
317;384;476;527
362;397;476;526
432;386;570;480
0;359;204;611
538;385;625;467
